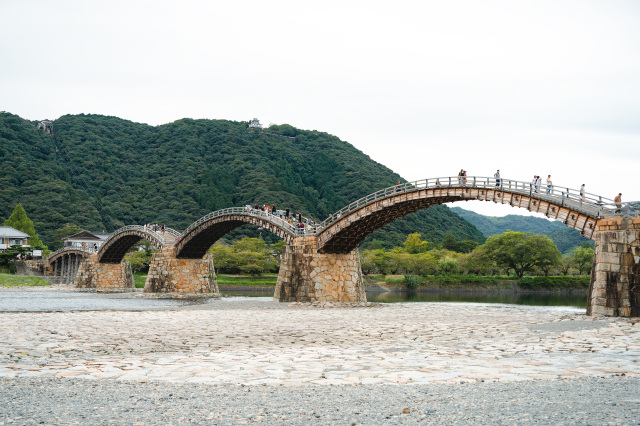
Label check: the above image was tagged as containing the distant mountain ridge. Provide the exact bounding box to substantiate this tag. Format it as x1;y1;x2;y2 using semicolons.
450;207;593;253
0;112;485;248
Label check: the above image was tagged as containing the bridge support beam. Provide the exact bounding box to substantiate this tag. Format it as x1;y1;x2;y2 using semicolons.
588;217;640;317
274;237;366;303
74;254;134;292
144;247;220;296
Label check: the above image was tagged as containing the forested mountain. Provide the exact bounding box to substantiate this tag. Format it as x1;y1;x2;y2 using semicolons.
0;112;484;248
450;207;593;253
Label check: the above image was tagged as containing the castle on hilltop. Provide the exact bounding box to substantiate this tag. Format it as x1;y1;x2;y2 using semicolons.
37;119;53;136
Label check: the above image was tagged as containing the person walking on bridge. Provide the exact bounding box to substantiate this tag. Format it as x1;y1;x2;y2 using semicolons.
580;184;586;200
458;169;464;185
614;193;622;213
494;170;501;187
546;175;552;194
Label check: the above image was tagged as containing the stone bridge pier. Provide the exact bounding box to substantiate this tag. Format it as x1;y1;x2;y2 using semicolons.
588;217;640;317
74;254;134;292
274;236;366;303
144;247;220;296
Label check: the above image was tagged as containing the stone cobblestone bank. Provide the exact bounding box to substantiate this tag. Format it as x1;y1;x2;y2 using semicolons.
74;254;134;292
588;217;640;317
0;300;638;385
145;247;220;295
275;236;366;302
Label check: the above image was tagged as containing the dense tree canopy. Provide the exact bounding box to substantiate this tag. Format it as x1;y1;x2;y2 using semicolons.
1;112;484;248
360;231;579;278
478;231;562;277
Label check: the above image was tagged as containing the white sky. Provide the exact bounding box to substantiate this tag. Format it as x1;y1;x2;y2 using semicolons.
2;0;639;218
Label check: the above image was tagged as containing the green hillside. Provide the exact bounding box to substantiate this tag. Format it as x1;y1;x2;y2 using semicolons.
0;112;484;248
450;207;593;253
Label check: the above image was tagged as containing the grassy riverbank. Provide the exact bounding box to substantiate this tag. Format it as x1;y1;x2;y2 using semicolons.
0;273;51;288
133;272;147;289
370;274;590;291
216;274;278;286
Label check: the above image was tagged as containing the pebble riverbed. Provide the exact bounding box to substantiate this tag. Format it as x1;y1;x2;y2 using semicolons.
0;287;639;424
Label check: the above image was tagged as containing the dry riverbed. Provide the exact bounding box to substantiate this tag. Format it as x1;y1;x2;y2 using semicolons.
0;293;638;385
1;287;639;424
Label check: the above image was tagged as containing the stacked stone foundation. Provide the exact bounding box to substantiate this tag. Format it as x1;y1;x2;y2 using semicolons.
74;254;134;292
275;236;366;303
588;217;640;317
144;247;220;296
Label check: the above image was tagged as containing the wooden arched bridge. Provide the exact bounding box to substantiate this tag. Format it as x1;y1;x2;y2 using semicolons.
44;176;640;317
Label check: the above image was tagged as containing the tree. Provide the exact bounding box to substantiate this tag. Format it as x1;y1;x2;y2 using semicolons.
442;233;457;251
3;203;45;248
270;240;287;259
368;249;391;275
125;250;153;273
209;243;238;273
52;224;83;249
387;247;411;274
408;252;438;275
559;254;574;276
403;233;428;254
459;248;498;276
437;256;460;275
455;240;480;254
207;238;279;275
481;231;562;278
573;246;595;275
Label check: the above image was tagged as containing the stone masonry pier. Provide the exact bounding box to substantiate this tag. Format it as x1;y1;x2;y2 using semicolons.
74;254;134;292
588;217;640;317
144;247;220;296
274;236;366;303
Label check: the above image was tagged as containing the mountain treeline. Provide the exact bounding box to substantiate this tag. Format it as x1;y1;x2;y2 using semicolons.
0;112;484;247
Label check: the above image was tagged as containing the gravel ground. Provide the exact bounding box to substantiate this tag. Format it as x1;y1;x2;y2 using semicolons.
1;376;639;425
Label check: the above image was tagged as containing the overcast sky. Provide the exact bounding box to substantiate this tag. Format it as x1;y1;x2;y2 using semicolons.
2;1;639;217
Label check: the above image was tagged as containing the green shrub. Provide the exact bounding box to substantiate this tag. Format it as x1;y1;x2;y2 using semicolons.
518;276;589;290
404;274;420;290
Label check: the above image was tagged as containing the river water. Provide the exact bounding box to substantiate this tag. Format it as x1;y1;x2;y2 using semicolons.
219;288;588;308
0;289;588;312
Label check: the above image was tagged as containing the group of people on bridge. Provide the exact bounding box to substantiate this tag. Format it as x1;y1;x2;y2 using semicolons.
245;204;319;234
143;223;166;234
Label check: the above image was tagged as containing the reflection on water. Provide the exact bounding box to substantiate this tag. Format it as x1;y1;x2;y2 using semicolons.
0;289;588;312
366;291;588;308
221;289;588;308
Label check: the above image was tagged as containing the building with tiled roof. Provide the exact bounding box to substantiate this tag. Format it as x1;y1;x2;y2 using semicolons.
0;226;30;250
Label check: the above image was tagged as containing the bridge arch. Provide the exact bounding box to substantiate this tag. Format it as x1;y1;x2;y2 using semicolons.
316;176;617;254
47;246;95;265
175;208;298;259
98;226;166;263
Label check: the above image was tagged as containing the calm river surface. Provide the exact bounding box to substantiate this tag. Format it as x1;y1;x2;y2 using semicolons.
221;288;588;308
0;289;588;312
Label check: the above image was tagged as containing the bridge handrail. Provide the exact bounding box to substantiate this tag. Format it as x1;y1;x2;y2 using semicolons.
319;176;640;228
181;207;319;238
163;228;182;238
103;225;167;247
46;245;97;261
